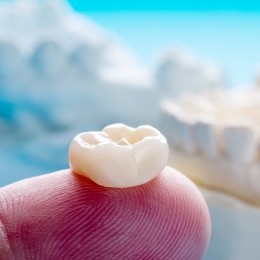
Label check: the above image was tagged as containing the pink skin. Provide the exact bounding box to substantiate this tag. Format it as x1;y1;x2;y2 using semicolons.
0;166;211;260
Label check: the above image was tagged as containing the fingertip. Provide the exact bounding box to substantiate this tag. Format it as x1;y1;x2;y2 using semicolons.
0;167;211;259
158;166;211;259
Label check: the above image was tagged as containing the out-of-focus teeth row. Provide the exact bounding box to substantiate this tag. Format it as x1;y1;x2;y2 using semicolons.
160;89;260;165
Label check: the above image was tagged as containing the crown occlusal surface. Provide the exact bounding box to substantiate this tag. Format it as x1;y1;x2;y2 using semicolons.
69;124;169;188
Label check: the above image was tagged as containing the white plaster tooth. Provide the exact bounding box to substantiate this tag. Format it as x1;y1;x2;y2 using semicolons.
160;99;196;153
175;116;196;154
155;48;198;96
160;99;182;147
30;40;66;76
179;92;216;116
0;41;23;75
69;124;169;188
194;116;219;158
222;122;257;164
201;64;227;89
70;43;102;74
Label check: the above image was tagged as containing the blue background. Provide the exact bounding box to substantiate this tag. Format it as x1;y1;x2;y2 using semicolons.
68;0;260;11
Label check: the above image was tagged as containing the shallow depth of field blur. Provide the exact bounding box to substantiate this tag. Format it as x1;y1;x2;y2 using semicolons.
1;1;260;259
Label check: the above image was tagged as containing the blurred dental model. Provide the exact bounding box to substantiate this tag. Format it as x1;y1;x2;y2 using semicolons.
0;0;156;137
0;0;228;182
160;87;260;206
0;0;228;140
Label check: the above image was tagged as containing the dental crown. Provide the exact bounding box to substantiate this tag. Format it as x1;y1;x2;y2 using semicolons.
69;124;169;188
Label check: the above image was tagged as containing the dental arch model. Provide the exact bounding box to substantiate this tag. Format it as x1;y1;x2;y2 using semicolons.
160;88;260;206
69;124;169;188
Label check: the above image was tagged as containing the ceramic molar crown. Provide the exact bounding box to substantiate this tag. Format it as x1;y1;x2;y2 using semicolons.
69;124;169;188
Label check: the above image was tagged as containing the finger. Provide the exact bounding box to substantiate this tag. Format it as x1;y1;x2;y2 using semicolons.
0;166;211;260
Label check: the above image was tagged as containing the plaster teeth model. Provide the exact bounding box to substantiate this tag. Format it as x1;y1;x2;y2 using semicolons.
0;0;159;138
160;87;260;206
222;122;257;164
0;0;229;143
69;124;169;188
